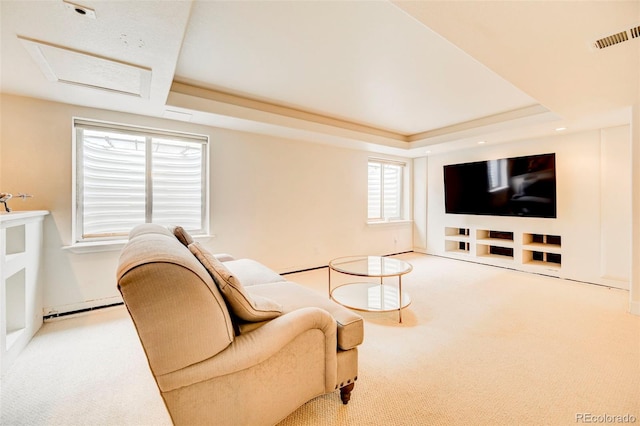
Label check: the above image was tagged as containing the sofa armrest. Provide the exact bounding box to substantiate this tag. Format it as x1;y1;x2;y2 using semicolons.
246;282;364;350
156;307;338;392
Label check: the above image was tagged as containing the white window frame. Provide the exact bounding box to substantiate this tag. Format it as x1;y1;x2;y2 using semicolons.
72;118;209;244
367;158;406;222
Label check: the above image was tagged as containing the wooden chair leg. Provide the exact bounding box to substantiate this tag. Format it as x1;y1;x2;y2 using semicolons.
340;383;355;404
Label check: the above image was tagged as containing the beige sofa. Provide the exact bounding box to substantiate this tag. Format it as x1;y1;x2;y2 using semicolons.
116;224;364;426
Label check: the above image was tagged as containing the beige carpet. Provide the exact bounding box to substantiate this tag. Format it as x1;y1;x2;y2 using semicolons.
1;253;638;425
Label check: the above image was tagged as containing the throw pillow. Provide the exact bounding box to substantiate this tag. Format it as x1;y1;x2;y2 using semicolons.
189;242;283;322
171;226;194;247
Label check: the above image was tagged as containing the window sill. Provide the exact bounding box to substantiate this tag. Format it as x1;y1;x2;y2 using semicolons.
366;219;413;227
63;234;216;254
62;240;127;254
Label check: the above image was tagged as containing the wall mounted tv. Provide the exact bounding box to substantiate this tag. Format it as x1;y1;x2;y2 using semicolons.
443;153;557;218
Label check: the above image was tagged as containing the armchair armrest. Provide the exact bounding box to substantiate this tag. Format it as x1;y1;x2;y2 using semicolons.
156;307;338;392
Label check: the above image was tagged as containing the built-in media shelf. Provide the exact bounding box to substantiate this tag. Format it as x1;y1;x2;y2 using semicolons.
443;226;562;275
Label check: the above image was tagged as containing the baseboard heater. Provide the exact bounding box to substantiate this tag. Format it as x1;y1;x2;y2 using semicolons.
43;302;125;321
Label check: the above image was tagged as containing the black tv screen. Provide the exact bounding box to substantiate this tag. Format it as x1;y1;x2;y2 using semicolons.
443;153;557;218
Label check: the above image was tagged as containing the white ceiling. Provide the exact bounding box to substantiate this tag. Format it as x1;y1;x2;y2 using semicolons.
1;0;638;158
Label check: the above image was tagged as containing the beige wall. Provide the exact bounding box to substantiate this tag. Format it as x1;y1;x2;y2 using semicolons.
0;94;413;315
1;92;634;314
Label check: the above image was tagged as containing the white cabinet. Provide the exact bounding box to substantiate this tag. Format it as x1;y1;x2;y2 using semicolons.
1;210;48;376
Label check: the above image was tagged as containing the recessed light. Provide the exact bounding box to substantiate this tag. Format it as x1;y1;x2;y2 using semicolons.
478;141;486;144
555;127;567;132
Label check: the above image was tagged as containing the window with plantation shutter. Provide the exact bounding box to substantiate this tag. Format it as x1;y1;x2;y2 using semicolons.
367;159;404;221
74;119;207;242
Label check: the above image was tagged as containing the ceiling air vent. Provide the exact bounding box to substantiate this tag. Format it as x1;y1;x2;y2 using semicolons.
593;25;640;49
594;31;628;49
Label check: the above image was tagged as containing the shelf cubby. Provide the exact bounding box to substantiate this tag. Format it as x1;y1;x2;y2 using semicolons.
476;243;514;260
445;227;470;237
523;250;561;269
476;229;514;248
5;269;26;349
523;233;561;249
5;224;25;255
445;239;470;253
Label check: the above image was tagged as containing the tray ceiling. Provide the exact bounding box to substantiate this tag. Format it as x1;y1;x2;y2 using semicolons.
1;0;637;157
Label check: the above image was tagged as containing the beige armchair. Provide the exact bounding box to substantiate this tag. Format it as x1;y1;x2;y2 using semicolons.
117;224;363;425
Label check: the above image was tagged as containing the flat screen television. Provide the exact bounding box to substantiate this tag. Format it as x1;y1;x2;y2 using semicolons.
443;153;557;218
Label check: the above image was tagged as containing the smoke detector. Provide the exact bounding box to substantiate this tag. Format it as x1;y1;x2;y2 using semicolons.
593;24;640;50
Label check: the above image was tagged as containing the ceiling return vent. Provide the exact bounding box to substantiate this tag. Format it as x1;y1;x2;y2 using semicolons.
593;25;640;49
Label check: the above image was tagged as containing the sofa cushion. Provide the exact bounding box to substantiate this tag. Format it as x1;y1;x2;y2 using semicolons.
222;259;285;287
189;242;283;322
243;281;364;350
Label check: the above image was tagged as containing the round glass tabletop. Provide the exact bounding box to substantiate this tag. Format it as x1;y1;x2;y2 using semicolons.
329;255;413;277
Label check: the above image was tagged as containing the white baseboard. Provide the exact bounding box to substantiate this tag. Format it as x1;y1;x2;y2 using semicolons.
630;300;640;316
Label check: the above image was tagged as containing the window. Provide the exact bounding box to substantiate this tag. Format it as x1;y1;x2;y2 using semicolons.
368;159;404;221
74;119;207;242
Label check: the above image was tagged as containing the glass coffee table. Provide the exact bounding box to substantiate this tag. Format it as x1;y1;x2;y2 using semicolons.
328;255;413;323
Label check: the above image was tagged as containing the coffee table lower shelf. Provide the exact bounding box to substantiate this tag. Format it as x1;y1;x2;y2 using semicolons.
330;283;411;314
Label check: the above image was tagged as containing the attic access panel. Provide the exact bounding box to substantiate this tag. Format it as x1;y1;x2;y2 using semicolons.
18;36;151;98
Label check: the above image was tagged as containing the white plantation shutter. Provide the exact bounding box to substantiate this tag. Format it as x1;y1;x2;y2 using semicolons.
80;130;146;237
383;163;401;218
151;138;203;230
75;120;207;242
368;162;382;219
368;159;404;221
